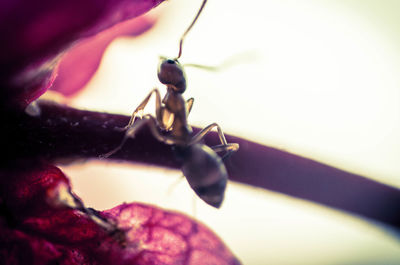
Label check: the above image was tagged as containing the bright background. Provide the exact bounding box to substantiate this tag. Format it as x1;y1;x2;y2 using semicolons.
60;0;400;264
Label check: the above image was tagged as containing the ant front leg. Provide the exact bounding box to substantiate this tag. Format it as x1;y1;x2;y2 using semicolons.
125;114;185;145
189;123;239;160
119;88;163;131
100;114;168;158
100;89;164;158
186;98;194;115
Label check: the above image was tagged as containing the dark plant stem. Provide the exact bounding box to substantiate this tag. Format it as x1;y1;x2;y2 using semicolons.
4;100;400;230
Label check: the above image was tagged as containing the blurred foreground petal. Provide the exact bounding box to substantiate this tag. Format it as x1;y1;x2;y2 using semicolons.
0;163;241;265
50;15;156;97
0;0;164;108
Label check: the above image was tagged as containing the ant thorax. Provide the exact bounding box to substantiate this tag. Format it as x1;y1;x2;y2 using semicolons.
162;88;192;142
158;58;192;141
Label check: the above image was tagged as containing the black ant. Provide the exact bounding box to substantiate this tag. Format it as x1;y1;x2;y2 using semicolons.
102;0;239;208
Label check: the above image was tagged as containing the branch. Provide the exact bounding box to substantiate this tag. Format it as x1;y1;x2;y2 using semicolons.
5;100;400;229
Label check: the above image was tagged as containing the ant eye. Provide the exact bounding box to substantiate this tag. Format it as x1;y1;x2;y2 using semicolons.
167;59;175;64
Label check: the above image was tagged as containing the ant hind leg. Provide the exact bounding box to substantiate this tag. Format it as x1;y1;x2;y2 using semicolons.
99;130;133;158
210;143;239;161
189;123;239;159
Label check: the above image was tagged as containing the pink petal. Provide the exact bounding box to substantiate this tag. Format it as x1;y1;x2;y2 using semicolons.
0;0;164;108
102;203;241;265
50;15;156;97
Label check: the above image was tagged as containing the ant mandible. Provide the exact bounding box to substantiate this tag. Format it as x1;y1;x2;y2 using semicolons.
102;0;239;208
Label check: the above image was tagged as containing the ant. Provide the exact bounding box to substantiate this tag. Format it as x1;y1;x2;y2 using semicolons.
102;0;239;208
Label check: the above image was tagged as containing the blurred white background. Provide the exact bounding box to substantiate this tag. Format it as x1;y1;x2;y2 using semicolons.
61;0;400;264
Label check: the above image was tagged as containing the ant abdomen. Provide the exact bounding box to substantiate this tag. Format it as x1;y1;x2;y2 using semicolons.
176;144;228;208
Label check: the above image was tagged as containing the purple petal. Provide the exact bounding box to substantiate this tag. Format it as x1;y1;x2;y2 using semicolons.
50;15;156;97
0;163;240;265
0;0;164;108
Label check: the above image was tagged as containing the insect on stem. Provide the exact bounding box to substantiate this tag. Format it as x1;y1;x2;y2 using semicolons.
102;0;239;208
176;0;208;59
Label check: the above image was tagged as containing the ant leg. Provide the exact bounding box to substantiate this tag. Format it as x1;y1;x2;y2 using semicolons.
119;88;163;131
99;132;131;158
192;195;197;220
210;144;238;153
189;123;225;144
166;174;185;195
189;123;233;146
101;89;168;157
186;98;194;115
189;123;239;158
100;114;183;158
126;114;185;146
210;143;239;160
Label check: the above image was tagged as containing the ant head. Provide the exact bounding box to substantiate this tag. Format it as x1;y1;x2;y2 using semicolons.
157;57;187;93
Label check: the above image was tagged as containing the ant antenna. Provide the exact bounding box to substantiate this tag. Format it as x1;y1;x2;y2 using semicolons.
176;0;208;59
